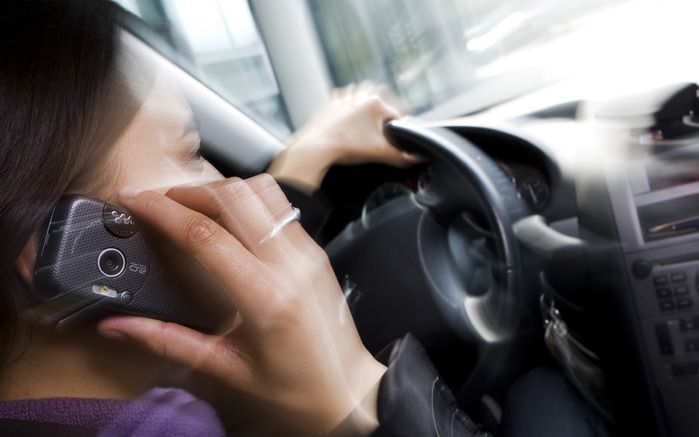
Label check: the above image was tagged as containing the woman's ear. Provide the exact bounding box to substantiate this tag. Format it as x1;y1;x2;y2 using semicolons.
15;233;39;286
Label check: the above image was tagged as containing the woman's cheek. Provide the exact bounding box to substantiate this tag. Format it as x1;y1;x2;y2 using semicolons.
174;160;224;187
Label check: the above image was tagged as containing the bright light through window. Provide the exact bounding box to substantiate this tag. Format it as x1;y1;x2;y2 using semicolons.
306;0;633;116
114;0;291;138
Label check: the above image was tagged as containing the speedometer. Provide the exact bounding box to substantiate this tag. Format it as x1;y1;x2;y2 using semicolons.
517;174;550;211
497;161;551;212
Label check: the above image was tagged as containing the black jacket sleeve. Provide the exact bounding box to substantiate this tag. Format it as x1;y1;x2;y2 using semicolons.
371;334;489;437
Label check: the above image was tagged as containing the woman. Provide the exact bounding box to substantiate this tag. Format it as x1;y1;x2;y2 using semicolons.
0;1;484;436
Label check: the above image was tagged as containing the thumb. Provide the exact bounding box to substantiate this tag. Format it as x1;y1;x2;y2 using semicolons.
97;316;247;385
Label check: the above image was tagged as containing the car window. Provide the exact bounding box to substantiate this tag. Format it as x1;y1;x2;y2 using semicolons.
114;0;292;139
306;0;628;115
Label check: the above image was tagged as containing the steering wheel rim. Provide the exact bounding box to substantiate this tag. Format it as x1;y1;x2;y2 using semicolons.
325;118;531;402
385;118;529;344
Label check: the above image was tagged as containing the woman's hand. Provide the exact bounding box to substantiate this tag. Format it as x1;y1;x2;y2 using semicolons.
267;82;422;192
98;175;387;436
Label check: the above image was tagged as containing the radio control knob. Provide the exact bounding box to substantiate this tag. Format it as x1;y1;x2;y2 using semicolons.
632;259;653;279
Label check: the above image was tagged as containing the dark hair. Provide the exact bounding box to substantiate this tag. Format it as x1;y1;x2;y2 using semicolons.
0;0;143;364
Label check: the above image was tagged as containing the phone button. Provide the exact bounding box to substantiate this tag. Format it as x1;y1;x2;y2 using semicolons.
103;204;137;238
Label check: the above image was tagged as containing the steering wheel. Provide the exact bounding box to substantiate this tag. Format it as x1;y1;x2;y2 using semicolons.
325;118;530;401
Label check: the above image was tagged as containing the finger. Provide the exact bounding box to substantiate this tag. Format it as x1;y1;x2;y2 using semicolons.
168;176;298;240
353;82;401;118
174;179;277;252
166;178;295;260
164;178;239;218
382;101;402;120
97;316;249;386
362;95;401;126
356;80;378;98
245;174;320;256
372;98;401;121
119;189;275;321
373;85;406;115
243;177;337;311
374;84;391;99
330;87;343;100
245;174;294;219
375;143;426;167
340;83;356;99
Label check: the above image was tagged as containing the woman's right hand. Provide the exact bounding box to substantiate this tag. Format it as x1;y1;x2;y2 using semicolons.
267;82;422;193
97;174;386;436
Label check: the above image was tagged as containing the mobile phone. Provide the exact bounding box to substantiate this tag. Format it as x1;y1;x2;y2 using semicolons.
32;195;228;331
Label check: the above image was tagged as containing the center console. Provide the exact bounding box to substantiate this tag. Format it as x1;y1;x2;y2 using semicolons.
607;142;699;437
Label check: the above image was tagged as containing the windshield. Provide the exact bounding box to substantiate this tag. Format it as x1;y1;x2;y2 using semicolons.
115;0;699;131
115;0;641;132
307;0;627;116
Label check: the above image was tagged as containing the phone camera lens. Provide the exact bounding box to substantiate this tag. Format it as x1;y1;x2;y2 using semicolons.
98;248;125;278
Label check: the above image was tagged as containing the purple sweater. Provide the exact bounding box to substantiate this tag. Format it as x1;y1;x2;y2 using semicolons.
0;387;225;436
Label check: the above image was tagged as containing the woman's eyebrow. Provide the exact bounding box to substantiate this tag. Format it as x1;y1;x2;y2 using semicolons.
182;116;199;138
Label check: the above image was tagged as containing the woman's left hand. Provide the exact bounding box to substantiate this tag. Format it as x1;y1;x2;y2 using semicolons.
98;175;387;436
267;82;422;192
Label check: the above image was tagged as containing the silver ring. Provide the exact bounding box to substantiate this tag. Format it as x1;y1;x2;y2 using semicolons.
260;207;301;243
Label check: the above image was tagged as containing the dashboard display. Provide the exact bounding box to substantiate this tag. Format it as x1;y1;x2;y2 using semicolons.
638;193;699;241
499;162;551;212
517;174;550;211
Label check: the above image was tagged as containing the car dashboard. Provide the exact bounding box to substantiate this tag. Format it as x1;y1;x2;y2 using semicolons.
320;83;699;437
442;84;699;437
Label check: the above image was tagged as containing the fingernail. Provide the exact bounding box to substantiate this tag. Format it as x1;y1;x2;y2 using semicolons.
119;186;141;199
98;328;128;340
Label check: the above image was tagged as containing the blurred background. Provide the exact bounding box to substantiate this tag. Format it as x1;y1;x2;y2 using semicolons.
114;0;696;139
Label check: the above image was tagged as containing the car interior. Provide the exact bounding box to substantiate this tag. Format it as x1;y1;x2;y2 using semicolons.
112;1;699;435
